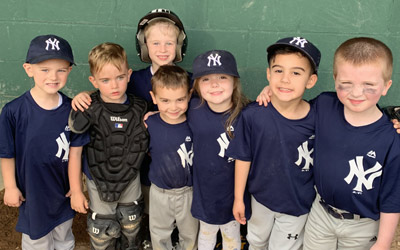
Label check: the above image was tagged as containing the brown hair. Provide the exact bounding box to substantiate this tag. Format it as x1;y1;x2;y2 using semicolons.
334;37;393;82
88;42;128;75
268;46;315;75
151;65;190;94
193;77;250;139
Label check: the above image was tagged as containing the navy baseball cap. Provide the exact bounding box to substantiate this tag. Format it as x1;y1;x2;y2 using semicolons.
192;50;239;80
267;37;321;73
26;34;75;65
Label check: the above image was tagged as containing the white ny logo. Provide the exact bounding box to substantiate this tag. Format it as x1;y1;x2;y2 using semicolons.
295;141;313;171
55;132;70;161
344;156;382;192
207;53;222;67
177;143;194;168
92;227;100;234
217;132;230;158
289;37;308;48
45;38;60;51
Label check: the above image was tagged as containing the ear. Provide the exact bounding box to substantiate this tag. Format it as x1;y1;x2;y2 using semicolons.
127;68;133;79
381;79;392;96
149;90;157;105
89;76;99;89
23;63;34;77
306;74;318;89
266;68;271;82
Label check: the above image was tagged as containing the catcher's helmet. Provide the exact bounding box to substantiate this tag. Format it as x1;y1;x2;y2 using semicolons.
136;8;187;63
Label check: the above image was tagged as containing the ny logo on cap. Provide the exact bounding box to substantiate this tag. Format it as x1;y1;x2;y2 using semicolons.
45;38;60;51
289;37;308;48
207;53;222;67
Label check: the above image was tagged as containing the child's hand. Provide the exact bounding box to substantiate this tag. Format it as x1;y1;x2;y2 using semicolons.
233;199;246;225
255;85;272;107
370;242;390;250
143;111;159;128
392;119;400;134
72;91;92;112
69;191;89;214
3;186;25;207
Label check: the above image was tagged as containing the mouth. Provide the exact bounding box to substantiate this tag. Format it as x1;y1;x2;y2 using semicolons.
349;99;364;105
210;91;223;96
278;87;292;93
111;91;120;96
46;82;59;87
157;55;169;61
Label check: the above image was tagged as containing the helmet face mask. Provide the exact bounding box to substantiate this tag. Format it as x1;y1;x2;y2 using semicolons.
136;9;187;63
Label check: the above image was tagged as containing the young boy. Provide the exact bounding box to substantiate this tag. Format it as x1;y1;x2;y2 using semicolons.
227;37;320;250
0;34;89;249
302;37;400;250
68;42;149;250
146;65;198;250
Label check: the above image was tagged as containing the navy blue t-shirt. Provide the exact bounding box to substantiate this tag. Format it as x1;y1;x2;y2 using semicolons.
313;92;400;220
227;101;316;216
188;97;250;224
147;113;193;189
0;91;90;239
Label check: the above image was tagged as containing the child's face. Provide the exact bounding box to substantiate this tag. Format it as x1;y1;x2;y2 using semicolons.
89;63;132;103
150;85;190;124
23;59;72;96
146;23;178;71
334;59;392;115
267;53;317;104
198;74;235;112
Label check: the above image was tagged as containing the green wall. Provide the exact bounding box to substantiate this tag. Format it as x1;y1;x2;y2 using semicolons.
1;0;400;109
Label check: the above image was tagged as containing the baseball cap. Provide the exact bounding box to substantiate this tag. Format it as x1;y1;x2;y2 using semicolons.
26;34;75;65
192;50;239;80
267;37;321;73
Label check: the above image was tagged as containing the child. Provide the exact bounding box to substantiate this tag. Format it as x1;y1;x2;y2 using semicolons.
147;65;198;250
302;37;400;250
188;49;250;250
0;34;89;249
227;37;320;250
68;42;149;250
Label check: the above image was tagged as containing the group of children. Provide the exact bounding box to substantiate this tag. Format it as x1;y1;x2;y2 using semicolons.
1;7;400;250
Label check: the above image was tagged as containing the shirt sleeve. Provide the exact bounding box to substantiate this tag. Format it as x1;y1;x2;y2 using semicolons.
0;104;16;158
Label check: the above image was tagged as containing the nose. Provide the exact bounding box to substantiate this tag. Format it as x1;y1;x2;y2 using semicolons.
351;84;363;97
210;78;219;87
281;72;289;83
49;70;57;80
110;80;118;89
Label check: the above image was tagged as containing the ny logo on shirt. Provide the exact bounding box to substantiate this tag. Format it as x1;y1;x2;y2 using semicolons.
55;132;70;162
295;141;313;171
217;132;234;162
344;156;382;193
177;143;193;168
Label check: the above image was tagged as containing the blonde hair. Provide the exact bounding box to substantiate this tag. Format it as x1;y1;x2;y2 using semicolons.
88;42;129;75
193;77;250;139
334;37;393;82
144;20;180;41
151;65;190;94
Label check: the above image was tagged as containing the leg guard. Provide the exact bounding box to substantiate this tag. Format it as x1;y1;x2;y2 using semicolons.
87;211;121;250
117;198;144;250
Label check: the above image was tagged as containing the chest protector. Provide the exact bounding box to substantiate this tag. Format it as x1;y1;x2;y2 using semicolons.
72;92;149;202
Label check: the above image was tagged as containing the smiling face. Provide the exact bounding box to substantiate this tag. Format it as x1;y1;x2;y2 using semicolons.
23;59;72;97
267;53;317;106
150;84;190;124
334;58;391;116
145;22;179;72
89;63;132;103
197;73;235;112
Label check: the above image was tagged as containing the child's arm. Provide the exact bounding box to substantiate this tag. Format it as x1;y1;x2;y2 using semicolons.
1;158;25;207
233;159;251;225
71;91;94;112
68;146;89;214
255;85;271;107
370;212;400;250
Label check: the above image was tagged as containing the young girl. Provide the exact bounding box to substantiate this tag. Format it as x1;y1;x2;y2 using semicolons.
188;50;250;250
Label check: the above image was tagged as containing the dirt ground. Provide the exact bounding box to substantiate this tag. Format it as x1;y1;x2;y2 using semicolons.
1;188;400;250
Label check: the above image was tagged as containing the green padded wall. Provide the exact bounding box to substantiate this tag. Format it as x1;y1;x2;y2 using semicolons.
1;0;400;109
